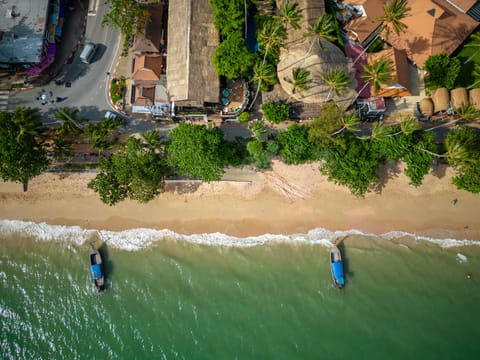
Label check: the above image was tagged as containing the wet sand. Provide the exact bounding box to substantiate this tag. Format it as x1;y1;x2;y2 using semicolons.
0;161;479;240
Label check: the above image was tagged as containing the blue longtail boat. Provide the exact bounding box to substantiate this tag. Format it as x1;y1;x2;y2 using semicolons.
90;245;104;292
330;245;345;289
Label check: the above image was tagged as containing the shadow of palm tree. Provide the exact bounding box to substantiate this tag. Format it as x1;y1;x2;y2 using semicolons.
371;160;402;194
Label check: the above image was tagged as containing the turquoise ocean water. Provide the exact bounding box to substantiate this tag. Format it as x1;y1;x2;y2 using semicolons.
1;220;480;359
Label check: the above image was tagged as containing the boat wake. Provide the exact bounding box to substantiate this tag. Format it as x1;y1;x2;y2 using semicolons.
0;219;478;250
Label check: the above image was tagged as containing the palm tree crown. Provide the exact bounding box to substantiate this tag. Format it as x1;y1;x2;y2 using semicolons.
278;1;303;30
285;67;312;97
257;16;287;60
361;58;394;95
304;13;337;50
252;61;278;91
375;0;411;41
321;68;350;101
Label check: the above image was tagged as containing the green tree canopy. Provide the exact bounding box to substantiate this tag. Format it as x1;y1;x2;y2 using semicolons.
445;126;480;193
103;0;151;55
213;31;255;79
88;136;166;205
424;53;461;90
166;123;225;181
319;133;381;197
308;102;350;151
261;101;290;124
277;124;316;165
210;0;249;36
0;108;49;190
246;139;271;169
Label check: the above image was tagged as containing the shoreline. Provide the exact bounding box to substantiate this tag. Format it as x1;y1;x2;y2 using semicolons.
0;161;479;241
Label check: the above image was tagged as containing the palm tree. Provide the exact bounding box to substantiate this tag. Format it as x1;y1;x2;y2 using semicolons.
467;64;480;89
304;13;336;52
321;68;350;103
425;104;479;132
284;67;312;102
397;116;421;135
248;119;268;141
278;1;303;31
11;107;44;143
55;107;85;136
252;61;278;92
455;103;479;123
374;0;411;41
84;123;110;155
249;17;287;110
464;33;480;63
140;130;162;152
257;16;287;64
331;110;361;136
359;57;394;97
100;116;122;134
52;137;73;161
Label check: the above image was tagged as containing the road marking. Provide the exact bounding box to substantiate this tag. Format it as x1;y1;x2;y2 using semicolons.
88;0;98;16
0;91;9;110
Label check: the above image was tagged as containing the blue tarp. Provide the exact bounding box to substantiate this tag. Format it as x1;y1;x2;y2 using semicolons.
91;264;102;279
332;262;345;285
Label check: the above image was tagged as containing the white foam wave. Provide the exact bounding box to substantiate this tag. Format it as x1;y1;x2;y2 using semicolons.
0;219;478;251
456;253;468;263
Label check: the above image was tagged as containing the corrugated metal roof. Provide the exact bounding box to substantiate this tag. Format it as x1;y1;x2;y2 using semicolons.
166;0;219;106
0;0;50;64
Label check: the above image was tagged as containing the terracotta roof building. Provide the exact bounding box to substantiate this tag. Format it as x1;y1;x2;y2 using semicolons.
132;3;165;54
367;47;411;97
344;0;480;67
131;54;168;113
166;0;219;106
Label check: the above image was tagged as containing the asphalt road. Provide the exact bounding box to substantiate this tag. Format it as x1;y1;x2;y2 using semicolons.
6;2;252;140
8;3;120;126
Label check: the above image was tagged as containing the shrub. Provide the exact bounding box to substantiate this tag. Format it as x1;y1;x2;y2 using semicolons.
261;101;290;124
424;53;461;90
110;78;125;103
238;112;250;123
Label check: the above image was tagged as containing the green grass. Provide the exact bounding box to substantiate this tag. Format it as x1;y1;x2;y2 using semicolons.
110;78;125;103
453;27;480;88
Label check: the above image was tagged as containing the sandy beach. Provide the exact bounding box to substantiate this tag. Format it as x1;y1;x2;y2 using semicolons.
0;161;479;240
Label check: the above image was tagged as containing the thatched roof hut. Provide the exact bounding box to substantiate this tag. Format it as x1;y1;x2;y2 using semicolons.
166;0;219;106
450;88;469;108
277;0;325;44
419;98;434;117
469;88;480;110
277;40;357;105
276;0;356;105
431;87;450;113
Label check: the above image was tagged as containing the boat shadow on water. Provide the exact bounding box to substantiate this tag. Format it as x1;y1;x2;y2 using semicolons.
93;242;114;291
337;242;354;286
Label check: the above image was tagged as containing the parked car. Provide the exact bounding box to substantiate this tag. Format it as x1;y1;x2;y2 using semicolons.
104;111;124;125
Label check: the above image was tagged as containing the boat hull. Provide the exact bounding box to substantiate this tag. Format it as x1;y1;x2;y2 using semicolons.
90;246;105;292
330;245;345;289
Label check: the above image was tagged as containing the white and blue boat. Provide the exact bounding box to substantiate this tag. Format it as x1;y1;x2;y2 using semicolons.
90;245;105;292
330;245;345;289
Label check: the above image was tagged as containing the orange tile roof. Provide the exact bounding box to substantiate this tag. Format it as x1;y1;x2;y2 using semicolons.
132;54;163;82
368;47;411;97
345;0;479;67
344;0;384;43
388;0;478;67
